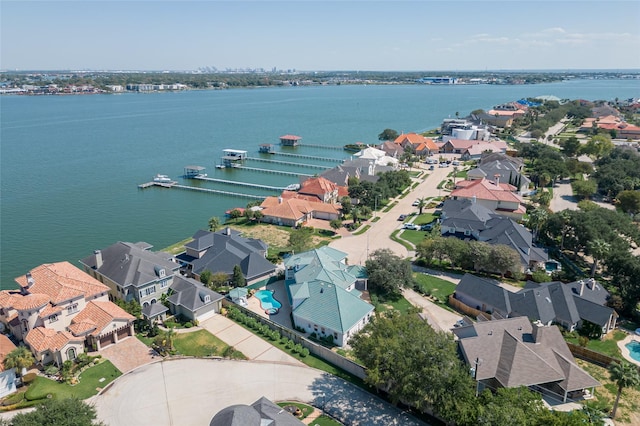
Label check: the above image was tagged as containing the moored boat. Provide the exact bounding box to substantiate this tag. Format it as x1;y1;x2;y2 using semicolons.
153;174;172;183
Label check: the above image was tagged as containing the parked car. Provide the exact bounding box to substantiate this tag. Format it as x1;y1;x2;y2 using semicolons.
439;163;448;168
397;214;407;221
403;223;419;230
429;165;435;170
436;202;444;208
452;160;460;166
421;223;434;231
412;199;420;206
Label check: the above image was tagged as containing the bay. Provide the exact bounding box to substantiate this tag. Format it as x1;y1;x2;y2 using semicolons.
1;79;638;288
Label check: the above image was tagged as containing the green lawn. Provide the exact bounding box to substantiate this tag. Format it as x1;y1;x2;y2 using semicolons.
373;295;414;315
173;329;231;357
277;401;315;419
565;330;626;358
414;273;457;302
400;229;426;246
25;360;121;401
413;213;435;225
312;416;344;425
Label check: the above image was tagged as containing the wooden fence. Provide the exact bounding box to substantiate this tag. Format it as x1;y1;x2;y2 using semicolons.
566;343;619;368
448;295;490;320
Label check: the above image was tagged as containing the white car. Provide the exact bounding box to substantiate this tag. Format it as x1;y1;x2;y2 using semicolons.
412;199;420;206
403;223;419;230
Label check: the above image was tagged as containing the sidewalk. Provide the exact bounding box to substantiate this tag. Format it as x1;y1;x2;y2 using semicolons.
200;314;303;365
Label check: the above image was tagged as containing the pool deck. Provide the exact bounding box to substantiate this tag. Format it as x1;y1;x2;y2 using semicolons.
617;333;640;366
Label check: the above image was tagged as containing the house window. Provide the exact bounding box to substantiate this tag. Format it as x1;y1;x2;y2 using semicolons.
139;286;156;298
49;314;58;323
160;279;169;288
67;303;78;314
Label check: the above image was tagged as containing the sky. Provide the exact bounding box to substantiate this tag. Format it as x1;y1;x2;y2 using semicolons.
2;1;640;72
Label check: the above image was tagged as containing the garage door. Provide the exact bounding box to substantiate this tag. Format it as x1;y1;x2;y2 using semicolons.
100;334;113;348
196;309;217;323
117;327;130;340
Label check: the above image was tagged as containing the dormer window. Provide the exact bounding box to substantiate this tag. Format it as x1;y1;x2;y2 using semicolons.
49;314;59;323
204;295;211;303
155;266;166;278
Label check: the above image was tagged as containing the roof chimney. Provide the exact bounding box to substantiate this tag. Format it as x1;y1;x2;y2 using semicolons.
532;321;545;343
226;227;231;236
94;250;103;269
579;280;585;296
278;196;283;204
494;173;500;186
26;272;35;288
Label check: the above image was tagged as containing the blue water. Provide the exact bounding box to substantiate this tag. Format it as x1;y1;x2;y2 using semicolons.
626;341;640;362
255;290;282;311
1;80;639;288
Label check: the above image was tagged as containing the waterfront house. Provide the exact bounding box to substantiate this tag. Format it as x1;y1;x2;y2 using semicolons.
377;141;404;158
453;274;617;336
297;177;339;203
393;133;438;157
453;317;600;402
0;262;135;366
450;178;525;220
166;276;224;322
353;147;400;168
283;247;373;346
80;241;180;308
179;228;277;285
0;335;17;398
259;197;340;228
467;154;530;195
0;262;110;342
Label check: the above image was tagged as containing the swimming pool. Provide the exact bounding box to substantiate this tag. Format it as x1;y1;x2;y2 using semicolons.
625;341;640;362
255;289;282;314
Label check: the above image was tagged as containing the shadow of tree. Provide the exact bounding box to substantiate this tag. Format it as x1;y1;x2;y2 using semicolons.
308;373;429;426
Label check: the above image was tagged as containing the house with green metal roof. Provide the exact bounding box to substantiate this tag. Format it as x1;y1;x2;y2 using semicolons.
283;247;373;346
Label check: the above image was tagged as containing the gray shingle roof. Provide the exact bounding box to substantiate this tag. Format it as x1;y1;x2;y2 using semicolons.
456;274;511;314
168;276;223;312
209;397;304;426
80;242;179;288
188;230;275;280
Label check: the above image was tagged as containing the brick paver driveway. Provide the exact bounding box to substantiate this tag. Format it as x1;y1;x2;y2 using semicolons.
98;336;158;373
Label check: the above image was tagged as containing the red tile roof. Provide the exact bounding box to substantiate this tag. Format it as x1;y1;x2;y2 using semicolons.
0;334;17;371
14;262;109;305
452;178;523;204
260;197;339;221
279;134;301;140
69;301;134;337
299;177;337;198
25;328;81;354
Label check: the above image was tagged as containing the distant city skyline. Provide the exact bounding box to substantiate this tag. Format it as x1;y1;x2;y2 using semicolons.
2;1;640;72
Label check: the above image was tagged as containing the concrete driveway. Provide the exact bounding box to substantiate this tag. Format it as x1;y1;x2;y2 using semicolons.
92;358;428;426
402;288;462;332
330;163;453;265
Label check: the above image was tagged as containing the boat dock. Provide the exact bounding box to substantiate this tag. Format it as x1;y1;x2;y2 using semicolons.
246;157;331;170
298;143;344;151
139;180;266;199
268;152;344;163
190;174;286;191
234;165;314;177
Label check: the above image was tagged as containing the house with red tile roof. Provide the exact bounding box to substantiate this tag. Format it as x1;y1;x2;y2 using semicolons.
450;178;525;220
0;334;17;398
580;115;640;140
393;133;438;157
298;177;339;203
0;262;135;367
67;301;134;351
259;197;340;228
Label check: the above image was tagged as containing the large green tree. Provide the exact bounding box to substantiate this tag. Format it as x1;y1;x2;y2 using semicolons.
616;190;640;216
232;264;246;287
571;179;598;200
608;361;640;419
351;312;477;425
11;397;105;426
288;226;314;253
365;249;415;299
208;216;221;232
378;128;399;141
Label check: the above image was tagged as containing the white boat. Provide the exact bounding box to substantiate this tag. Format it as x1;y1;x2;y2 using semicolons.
153;174;172;183
284;183;300;191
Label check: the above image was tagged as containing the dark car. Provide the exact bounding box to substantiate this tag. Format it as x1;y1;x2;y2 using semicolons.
421;223;434;231
436;202;444;208
397;214;407;221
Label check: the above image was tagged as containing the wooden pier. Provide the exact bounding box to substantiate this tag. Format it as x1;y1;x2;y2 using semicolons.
246;157;331;170
298;143;344;151
190;174;286;191
233;165;314;177
268;152;344;163
139;180;266;199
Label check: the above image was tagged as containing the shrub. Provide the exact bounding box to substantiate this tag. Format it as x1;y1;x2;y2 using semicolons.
21;373;37;385
2;392;25;406
285;339;295;350
293;344;303;354
44;365;59;376
184;322;193;328
578;336;589;347
270;330;280;341
300;347;310;358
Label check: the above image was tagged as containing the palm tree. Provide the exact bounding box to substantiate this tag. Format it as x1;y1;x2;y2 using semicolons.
208;216;221;232
452;166;459;186
608;361;640;418
3;345;35;377
527;207;549;242
587;239;610;278
416;197;427;215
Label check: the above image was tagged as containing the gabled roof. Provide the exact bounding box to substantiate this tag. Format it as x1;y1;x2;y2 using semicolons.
284;247;355;290
69;301;134;337
456;274;511;314
299;177;337;199
509;286;556;325
210;396;304;426
14;262;109;305
168;276;224;312
25;328;82;354
80;242;179;288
